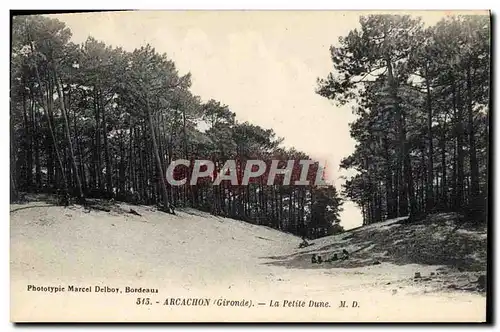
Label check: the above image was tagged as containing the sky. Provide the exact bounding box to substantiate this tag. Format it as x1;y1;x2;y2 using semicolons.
46;10;483;230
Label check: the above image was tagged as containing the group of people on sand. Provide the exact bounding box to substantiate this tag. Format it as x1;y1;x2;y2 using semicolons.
299;237;350;265
311;249;349;264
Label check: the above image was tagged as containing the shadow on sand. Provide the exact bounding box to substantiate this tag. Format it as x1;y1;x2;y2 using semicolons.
260;213;487;273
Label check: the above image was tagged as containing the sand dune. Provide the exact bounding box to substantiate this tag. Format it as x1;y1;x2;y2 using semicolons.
10;201;486;322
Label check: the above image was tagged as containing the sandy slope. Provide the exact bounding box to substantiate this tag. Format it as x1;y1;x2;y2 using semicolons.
10;201;486;322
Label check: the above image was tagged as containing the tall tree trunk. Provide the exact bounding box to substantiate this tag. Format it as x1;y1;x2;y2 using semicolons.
279;188;284;228
98;88;113;196
34;118;41;189
54;74;85;202
425;65;434;214
386;57;409;217
10;107;19;201
138;126;146;201
467;65;480;197
93;88;103;190
22;90;33;189
27;34;67;193
46;134;54;188
146;97;172;212
383;136;396;218
128;122;134;196
455;82;465;209
440;112;448;209
118;133;126;197
73;107;86;192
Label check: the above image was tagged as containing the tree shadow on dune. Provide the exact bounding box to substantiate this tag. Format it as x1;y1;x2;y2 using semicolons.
260;213;487;273
10;204;57;213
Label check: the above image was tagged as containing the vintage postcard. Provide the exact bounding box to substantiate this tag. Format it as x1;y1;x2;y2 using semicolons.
10;10;490;322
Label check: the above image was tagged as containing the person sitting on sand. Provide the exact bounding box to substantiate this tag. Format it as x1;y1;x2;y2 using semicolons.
57;190;70;207
341;249;349;260
324;253;338;263
299;236;310;248
311;254;317;264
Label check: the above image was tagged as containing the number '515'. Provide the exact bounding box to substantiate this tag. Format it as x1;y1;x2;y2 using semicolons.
136;297;151;305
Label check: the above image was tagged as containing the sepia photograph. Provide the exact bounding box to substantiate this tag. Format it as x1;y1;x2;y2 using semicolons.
9;10;490;322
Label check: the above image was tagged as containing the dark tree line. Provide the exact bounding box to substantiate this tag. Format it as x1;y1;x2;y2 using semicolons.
317;14;490;225
10;14;343;239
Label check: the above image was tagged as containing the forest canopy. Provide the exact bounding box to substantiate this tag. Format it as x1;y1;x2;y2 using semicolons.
317;14;490;225
10;13;490;239
10;14;343;239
